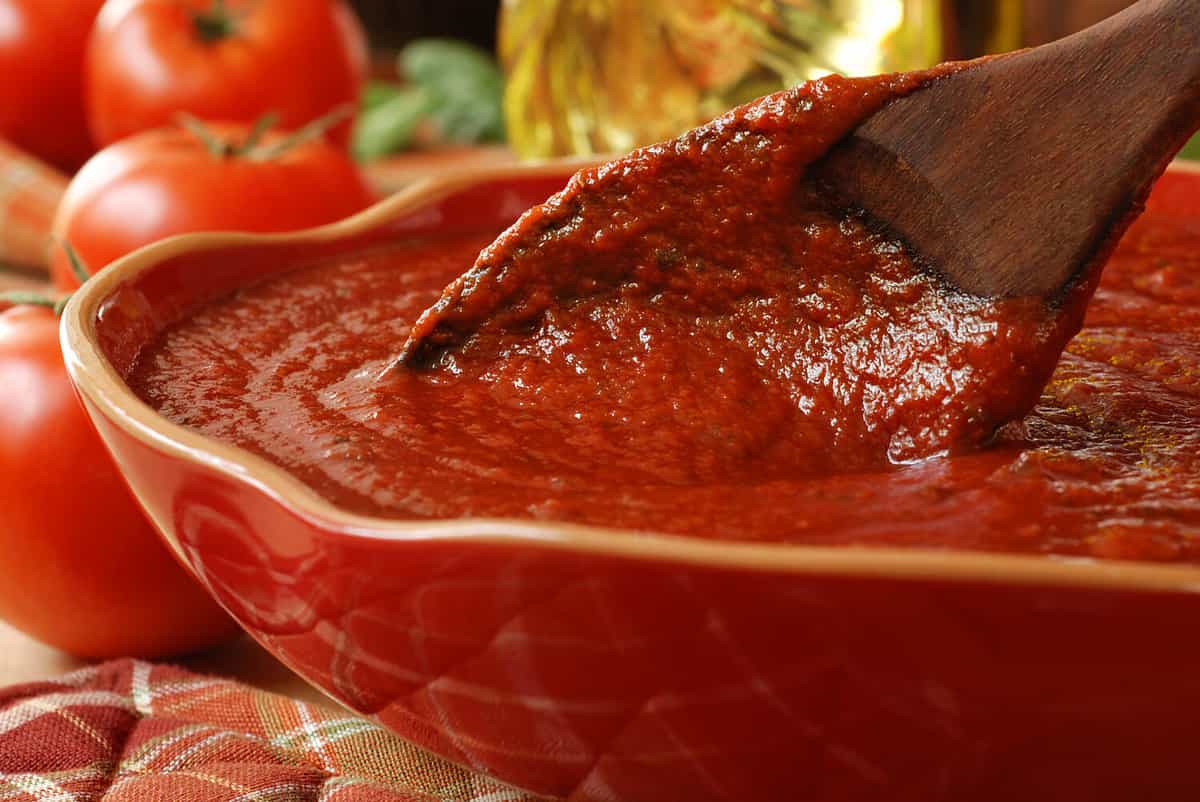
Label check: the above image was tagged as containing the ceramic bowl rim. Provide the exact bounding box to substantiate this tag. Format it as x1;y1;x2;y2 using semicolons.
60;158;1200;595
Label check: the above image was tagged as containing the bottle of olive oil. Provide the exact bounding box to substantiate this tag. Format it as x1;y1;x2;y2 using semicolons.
499;0;1023;159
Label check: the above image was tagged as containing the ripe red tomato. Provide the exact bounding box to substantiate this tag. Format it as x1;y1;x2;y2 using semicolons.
86;0;368;149
0;0;104;170
50;119;378;288
0;304;239;658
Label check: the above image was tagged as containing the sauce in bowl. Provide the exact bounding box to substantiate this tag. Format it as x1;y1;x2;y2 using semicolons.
126;199;1199;561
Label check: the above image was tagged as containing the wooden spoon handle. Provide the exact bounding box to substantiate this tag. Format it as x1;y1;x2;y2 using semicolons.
1050;0;1200;152
817;0;1200;299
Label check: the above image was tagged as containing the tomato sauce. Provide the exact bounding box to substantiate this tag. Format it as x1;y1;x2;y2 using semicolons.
125;205;1199;562
399;69;1084;472
127;73;1200;563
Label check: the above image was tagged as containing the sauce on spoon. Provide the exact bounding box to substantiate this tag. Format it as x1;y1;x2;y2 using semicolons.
394;67;1087;469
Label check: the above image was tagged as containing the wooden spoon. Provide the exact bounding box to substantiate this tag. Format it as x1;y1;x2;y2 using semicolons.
396;0;1200;367
814;0;1200;299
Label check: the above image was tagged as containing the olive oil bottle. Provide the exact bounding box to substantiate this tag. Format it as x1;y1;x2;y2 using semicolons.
499;0;1023;159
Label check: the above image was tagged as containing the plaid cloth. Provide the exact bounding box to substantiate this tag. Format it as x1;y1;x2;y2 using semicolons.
0;660;542;802
0;140;67;270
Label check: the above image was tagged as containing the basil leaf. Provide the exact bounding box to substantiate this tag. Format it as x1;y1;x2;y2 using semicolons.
362;80;406;111
400;38;506;144
1181;133;1200;162
353;86;434;161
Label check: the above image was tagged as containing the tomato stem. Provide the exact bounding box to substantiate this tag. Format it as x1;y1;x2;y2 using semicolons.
249;105;354;161
177;113;235;158
0;291;65;316
240;112;280;152
193;0;236;43
177;107;350;161
6;243;89;317
59;241;93;285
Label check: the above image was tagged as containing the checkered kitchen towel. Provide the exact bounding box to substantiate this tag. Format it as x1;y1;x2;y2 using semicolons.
0;660;542;802
0;140;67;270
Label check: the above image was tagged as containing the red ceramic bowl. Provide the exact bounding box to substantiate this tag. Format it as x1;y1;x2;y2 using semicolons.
62;161;1200;802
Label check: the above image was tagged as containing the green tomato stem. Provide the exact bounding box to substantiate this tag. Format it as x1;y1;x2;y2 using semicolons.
177;107;349;162
59;241;93;284
0;291;62;314
193;0;236;43
248;105;354;161
240;111;280;152
177;113;236;158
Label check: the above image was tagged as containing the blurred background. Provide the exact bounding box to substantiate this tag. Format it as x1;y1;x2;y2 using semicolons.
350;0;1136;57
346;0;1194;163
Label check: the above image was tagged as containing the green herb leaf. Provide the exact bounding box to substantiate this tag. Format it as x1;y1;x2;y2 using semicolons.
352;39;507;160
362;80;406;111
1181;133;1200;162
353;87;434;161
399;38;506;145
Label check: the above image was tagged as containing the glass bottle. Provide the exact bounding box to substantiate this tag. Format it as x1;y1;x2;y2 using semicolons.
499;0;1022;159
